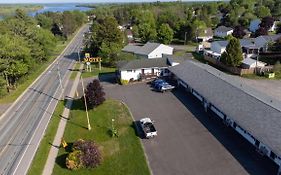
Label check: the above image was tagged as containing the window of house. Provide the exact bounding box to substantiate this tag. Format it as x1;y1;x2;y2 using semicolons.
127;70;132;72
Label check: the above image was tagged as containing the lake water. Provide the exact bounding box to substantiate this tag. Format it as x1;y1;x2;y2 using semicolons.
28;3;93;16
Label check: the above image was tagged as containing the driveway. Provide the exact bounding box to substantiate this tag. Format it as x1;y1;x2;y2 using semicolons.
103;82;277;175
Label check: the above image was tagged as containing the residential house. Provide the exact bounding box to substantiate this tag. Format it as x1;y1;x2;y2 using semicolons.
122;42;174;59
117;54;191;81
206;38;259;59
168;60;281;175
214;26;233;38
255;34;281;52
197;28;213;42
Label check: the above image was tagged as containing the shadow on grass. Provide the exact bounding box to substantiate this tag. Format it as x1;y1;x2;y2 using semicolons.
55;153;68;169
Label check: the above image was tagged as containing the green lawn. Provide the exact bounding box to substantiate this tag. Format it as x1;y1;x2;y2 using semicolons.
28;100;65;175
81;66;116;78
52;99;150;175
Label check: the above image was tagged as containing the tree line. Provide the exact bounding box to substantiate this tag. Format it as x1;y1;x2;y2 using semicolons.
85;0;281;67
0;9;86;96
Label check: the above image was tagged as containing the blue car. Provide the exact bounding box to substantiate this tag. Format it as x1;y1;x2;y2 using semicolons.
151;79;165;87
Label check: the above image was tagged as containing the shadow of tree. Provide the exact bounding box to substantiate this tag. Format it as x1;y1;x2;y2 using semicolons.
55;153;68;169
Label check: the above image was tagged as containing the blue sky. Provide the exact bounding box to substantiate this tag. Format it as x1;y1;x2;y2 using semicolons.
0;0;219;4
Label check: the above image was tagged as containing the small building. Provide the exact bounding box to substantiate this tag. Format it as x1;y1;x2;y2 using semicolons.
249;19;261;33
241;58;266;69
197;28;213;42
169;60;281;175
214;26;233;38
122;42;174;59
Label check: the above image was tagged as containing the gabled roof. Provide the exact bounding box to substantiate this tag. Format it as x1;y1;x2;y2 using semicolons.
257;34;281;42
198;28;213;37
164;53;194;65
169;60;281;156
122;44;142;53
134;42;163;56
122;42;173;56
213;38;256;48
117;58;169;70
242;58;266;66
215;26;233;33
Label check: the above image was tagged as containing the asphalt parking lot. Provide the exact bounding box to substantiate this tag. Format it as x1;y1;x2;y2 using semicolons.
103;81;278;175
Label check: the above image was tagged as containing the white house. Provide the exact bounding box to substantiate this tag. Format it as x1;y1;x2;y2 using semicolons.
197;28;213;42
117;54;191;81
117;58;171;81
122;42;174;59
214;26;233;38
249;19;261;32
210;40;228;54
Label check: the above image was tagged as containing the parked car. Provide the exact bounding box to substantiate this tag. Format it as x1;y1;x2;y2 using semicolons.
151;79;165;87
140;118;157;138
154;83;175;92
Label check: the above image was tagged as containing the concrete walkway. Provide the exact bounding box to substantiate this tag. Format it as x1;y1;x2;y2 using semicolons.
42;64;83;175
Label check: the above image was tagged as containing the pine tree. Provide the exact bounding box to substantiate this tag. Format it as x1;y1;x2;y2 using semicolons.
220;38;243;67
84;79;105;109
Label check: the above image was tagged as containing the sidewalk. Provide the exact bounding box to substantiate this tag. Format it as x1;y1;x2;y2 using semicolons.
42;64;83;175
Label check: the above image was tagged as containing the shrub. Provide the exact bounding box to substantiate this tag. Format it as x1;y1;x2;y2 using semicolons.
66;150;83;170
82;79;105;109
120;79;129;85
70;139;102;169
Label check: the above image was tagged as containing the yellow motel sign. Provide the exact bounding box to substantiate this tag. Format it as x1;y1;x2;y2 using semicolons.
84;57;102;63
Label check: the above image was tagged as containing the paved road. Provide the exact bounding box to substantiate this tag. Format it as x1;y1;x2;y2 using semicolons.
0;25;89;175
104;82;278;175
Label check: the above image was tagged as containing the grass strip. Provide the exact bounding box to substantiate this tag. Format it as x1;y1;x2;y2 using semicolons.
82;67;116;78
52;99;150;175
27;100;65;175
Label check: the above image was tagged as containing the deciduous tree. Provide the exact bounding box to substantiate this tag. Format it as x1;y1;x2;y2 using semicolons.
157;23;173;44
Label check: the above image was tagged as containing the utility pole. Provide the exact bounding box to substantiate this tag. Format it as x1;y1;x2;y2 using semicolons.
184;32;187;45
78;49;81;63
80;74;91;130
256;49;260;75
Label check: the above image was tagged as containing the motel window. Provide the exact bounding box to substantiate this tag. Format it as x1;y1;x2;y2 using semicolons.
127;70;132;72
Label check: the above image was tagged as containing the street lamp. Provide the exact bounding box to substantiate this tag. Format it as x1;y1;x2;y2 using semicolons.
255;48;260;75
57;61;64;97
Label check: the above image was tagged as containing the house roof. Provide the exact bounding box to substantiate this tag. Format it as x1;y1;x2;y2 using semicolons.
122;42;173;56
198;28;213;37
164;53;194;64
122;44;142;53
215;26;233;33
169;60;281;156
213;38;256;48
117;58;169;70
242;58;266;66
134;42;163;56
257;34;281;42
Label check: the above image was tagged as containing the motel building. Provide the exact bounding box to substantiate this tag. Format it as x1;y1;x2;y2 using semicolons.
169;60;281;175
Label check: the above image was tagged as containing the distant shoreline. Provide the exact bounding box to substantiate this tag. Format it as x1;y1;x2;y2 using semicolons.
0;5;43;17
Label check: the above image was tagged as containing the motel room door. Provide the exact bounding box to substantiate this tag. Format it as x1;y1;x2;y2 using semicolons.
141;69;144;75
152;68;154;75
